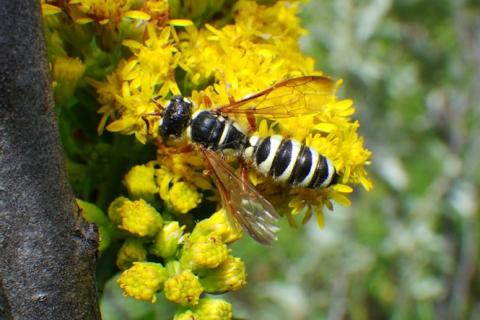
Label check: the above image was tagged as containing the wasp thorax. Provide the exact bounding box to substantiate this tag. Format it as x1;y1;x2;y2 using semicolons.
159;96;193;138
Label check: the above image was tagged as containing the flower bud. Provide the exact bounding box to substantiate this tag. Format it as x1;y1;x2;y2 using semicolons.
168;181;202;214
164;270;203;306
194;298;233;320
76;199;111;252
116;238;147;270
109;197;163;237
150;221;183;259
174;310;199;320
190;210;242;244
199;256;246;294
156;167;202;214
118;262;168;303
107;196;129;226
124;164;158;202
180;235;228;271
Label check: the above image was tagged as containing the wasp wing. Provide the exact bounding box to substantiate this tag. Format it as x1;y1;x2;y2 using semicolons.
216;75;336;119
202;149;279;245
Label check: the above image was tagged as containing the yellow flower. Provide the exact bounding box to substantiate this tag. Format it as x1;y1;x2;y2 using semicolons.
169;181;202;214
118;262;168;303
109;197;163;237
164;270;203;306
142;0;169;24
156;146;212;190
180;235;229;271
124;163;158;202
199;256;246;293
116;238;147;270
155;165;203;214
193;298;233;320
52;56;85;105
69;0;137;24
190;209;243;244
150;221;184;259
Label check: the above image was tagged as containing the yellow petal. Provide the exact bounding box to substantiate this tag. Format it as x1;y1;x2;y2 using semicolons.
41;4;62;16
331;193;352;206
332;184;353;193
205;24;222;35
359;175;374;191
338;108;355;117
315;210;325;228
106;119;129;132
313;123;336;133
168;19;194;26
125;10;151;21
75;17;94;24
122;39;143;50
335;99;353;110
121;60;139;77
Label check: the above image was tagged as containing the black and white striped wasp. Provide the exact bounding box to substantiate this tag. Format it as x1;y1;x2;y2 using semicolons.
146;76;339;245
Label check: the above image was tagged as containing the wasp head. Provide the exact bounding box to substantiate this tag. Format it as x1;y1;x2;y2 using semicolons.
159;96;193;139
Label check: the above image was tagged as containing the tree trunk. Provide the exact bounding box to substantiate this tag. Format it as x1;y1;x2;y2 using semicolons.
0;0;101;319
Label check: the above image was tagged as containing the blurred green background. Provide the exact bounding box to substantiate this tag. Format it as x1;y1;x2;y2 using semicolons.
101;0;480;319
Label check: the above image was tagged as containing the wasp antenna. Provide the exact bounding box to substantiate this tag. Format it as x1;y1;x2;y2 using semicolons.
151;95;165;110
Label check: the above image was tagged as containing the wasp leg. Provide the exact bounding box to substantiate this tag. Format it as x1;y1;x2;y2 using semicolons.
246;109;257;131
203;95;213;108
157;143;195;155
176;144;195;153
239;158;250;193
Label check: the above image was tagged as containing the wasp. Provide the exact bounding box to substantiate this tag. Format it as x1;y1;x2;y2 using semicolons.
148;76;339;245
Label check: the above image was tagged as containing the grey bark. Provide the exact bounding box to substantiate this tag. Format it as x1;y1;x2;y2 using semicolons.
0;0;101;319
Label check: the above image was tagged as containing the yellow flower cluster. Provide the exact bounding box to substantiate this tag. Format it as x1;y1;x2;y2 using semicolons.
91;0;372;227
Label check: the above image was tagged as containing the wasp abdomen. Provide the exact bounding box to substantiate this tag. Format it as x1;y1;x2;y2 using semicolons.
245;135;338;189
188;110;248;152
